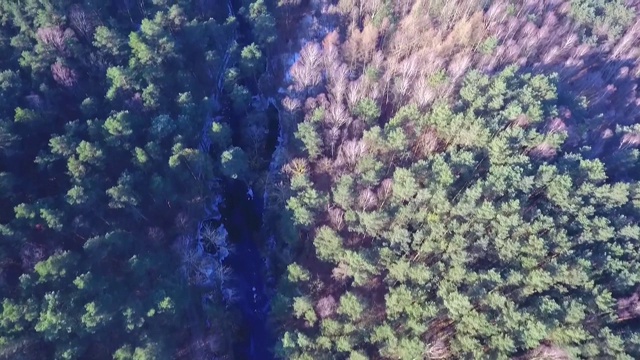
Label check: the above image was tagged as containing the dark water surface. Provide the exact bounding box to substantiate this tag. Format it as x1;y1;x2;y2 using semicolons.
221;179;274;360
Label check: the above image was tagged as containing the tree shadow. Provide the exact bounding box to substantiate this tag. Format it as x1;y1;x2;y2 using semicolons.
523;52;640;181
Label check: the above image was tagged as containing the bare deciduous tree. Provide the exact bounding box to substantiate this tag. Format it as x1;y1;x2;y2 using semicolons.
377;178;393;204
546;117;568;137
282;96;302;113
326;103;349;128
328;206;344;230
561;33;579;51
175;212;190;230
542;45;562;65
485;1;510;28
529;142;556;158
413;128;441;157
69;4;98;40
315;295;337;318
326;61;349;86
347;79;363;108
358;188;377;210
290;43;323;91
518;343;571;360
425;338;450;360
413;78;436;107
337;139;367;167
37;27;74;54
315;157;334;175
620;132;640;148
325;126;342;156
327;68;349;103
51;62;78;88
502;40;522;63
446;12;485;49
617;287;640;321
331;262;351;282
615;19;640;59
572;43;592;59
447;52;472;80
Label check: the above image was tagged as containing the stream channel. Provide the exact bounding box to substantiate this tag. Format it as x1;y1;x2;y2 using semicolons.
193;1;289;357
197;8;279;360
198;104;279;359
220;178;275;360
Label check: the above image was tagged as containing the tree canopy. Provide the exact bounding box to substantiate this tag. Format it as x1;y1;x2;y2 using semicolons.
5;0;640;359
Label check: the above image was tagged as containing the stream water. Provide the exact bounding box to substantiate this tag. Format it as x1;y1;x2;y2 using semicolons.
194;176;275;359
220;179;274;360
197;120;277;360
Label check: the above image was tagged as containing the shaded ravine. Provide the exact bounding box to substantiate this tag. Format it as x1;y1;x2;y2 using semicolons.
219;179;274;360
194;0;322;357
220;96;282;359
216;2;339;356
194;0;281;357
202;104;280;360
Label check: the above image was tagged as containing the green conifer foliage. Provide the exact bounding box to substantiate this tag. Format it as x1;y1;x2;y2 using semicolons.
276;68;640;359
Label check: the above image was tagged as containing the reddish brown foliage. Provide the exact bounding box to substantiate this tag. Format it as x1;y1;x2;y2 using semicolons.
51;62;78;88
620;132;640;148
618;288;640;322
322;30;340;51
413;128;442;157
529;142;557;159
518;343;571;360
37;26;73;53
547;118;568;134
315;295;337;319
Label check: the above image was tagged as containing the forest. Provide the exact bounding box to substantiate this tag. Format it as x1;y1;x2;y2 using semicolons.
3;0;640;359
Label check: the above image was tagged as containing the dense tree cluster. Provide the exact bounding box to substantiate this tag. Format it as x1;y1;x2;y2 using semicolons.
0;0;277;359
271;0;640;359
5;0;640;359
